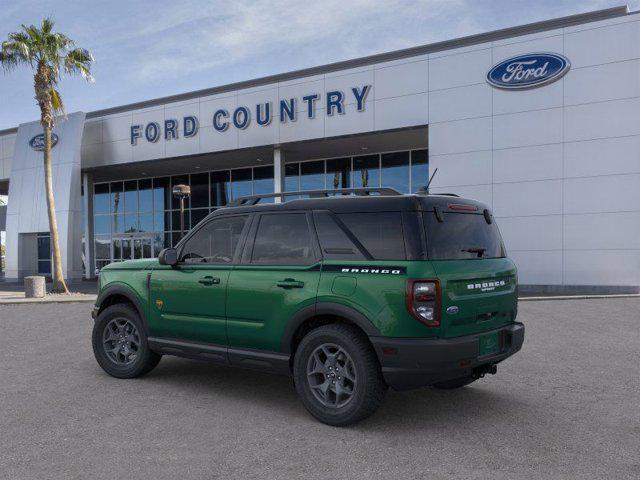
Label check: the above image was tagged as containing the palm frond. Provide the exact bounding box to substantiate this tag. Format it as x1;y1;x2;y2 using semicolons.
50;87;64;114
64;47;94;82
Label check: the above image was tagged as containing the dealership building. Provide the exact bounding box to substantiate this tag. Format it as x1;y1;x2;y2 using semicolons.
1;5;639;293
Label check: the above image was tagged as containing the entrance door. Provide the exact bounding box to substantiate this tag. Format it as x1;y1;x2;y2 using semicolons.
112;234;155;262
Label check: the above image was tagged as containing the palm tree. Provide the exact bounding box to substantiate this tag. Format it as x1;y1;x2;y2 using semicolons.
0;18;93;293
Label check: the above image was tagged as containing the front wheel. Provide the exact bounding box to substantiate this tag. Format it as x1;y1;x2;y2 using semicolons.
92;304;161;379
293;324;387;426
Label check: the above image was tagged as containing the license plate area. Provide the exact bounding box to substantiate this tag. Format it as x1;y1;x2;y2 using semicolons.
478;331;500;356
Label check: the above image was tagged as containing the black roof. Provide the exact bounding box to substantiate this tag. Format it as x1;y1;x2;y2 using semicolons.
210;193;489;217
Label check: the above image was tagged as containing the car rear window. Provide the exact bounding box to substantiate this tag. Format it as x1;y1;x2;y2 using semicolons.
423;212;505;260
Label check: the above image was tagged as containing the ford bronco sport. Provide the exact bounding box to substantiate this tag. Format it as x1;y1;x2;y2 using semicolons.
92;188;524;426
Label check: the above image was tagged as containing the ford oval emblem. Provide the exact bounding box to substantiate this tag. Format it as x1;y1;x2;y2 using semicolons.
487;53;570;90
446;306;459;315
29;133;59;151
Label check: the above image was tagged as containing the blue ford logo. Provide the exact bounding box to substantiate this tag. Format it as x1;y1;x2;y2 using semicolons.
487;53;570;90
29;133;59;151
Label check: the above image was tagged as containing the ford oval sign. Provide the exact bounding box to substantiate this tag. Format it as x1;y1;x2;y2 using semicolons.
29;133;59;151
487;53;570;90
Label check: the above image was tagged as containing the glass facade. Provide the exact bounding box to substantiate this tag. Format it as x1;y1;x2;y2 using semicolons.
92;148;427;270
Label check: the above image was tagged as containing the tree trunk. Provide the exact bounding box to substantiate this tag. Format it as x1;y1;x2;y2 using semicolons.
43;123;68;294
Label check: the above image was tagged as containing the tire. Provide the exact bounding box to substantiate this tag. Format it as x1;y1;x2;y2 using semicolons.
432;376;476;390
293;324;387;426
92;303;161;379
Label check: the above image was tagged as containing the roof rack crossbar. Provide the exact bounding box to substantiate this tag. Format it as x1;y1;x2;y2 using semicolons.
228;187;401;206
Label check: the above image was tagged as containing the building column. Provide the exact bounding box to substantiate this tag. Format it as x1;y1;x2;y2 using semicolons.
82;172;95;279
273;147;285;203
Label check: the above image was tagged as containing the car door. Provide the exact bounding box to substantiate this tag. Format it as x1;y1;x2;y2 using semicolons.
226;212;321;352
149;214;250;346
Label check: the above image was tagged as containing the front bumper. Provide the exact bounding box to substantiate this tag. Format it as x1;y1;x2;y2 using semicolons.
370;322;524;390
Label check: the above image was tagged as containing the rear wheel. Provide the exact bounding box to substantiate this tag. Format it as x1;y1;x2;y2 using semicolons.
293;324;387;426
92;304;161;379
433;376;476;389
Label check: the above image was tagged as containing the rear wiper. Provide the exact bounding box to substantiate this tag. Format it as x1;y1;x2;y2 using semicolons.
461;247;486;258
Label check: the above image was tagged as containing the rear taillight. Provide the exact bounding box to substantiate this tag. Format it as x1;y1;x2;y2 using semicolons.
406;279;441;327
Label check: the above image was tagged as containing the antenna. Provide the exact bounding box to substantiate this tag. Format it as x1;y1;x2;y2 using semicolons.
425;167;438;193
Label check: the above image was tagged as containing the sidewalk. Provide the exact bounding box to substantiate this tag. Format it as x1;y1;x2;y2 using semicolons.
0;280;97;305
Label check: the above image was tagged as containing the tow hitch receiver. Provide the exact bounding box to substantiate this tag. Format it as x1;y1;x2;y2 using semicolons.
472;364;497;379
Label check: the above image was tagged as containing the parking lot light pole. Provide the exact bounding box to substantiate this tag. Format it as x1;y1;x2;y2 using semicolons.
172;184;191;239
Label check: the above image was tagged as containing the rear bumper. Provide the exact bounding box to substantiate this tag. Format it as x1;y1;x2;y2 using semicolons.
370;322;524;390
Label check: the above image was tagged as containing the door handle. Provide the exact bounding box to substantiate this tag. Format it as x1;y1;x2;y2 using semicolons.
276;278;305;289
198;276;220;286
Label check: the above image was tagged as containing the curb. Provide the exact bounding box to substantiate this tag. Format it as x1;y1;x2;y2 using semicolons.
0;296;97;305
519;294;640;302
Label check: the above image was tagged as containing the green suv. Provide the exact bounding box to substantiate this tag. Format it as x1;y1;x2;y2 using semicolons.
92;188;524;426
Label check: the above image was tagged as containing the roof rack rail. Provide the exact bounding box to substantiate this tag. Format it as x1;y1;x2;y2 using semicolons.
228;187;401;207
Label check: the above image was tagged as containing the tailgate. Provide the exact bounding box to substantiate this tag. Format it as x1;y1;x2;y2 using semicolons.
432;258;518;338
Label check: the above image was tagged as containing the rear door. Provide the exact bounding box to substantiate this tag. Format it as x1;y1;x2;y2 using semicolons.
422;209;518;338
225;212;321;352
149;214;250;345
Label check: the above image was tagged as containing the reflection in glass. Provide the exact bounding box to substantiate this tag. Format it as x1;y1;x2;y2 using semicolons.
124;214;138;232
353;155;379;189
95;236;110;259
94;183;110;214
138;179;153;212
110;182;123;215
112;214;124;234
301;161;324;191
124;180;138;213
381;151;410;193
153;177;170;212
190;173;209;208
326;158;351;191
253;166;274;201
113;238;122;260
411;149;429;192
121;239;132;260
94;215;111;235
285;163;299;192
139;214;153;232
211;171;230;206
231;168;252;199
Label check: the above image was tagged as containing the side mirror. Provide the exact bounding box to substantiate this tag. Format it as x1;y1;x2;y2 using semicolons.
158;248;178;266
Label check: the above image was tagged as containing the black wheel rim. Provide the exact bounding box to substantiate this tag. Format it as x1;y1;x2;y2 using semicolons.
102;318;141;366
306;343;357;408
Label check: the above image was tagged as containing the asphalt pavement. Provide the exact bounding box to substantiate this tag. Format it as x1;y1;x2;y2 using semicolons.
0;298;638;479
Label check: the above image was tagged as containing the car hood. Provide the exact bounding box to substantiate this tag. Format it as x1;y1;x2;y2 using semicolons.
101;259;158;271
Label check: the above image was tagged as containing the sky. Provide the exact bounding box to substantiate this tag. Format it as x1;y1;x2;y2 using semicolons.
0;0;638;130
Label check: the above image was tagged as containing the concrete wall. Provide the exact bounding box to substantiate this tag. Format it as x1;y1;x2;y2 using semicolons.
427;15;640;289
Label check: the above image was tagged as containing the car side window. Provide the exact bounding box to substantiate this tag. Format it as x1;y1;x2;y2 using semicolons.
337;212;406;260
181;215;248;264
313;212;366;260
251;213;315;265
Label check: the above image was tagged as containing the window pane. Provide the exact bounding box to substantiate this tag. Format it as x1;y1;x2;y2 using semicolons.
251;213;314;265
172;210;189;232
95;236;111;259
138;179;153;213
285;163;299;192
121;239;132;260
191;208;209;227
94;215;111;235
253;166;274;201
326;158;351;192
190;173;209;209
139;214;153;232
153;211;168;232
300;161;324;191
313;212;365;260
111;182;123;215
171;175;190;209
113;238;122;260
211;171;231;207
124;180;138;213
124;214;138;232
231;168;252;199
338;212;406;260
112;214;124;234
353;155;379;189
94;183;110;214
153;233;169;256
181;215;248;264
381;151;410;193
153;177;170;212
411;149;429;192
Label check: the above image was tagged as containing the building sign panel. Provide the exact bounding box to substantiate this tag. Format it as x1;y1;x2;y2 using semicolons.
486;53;570;90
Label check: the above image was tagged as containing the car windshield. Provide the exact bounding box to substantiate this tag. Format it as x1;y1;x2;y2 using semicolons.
423;211;505;260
